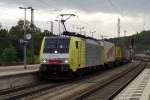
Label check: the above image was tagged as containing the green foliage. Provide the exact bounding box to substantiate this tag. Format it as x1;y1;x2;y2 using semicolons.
0;45;17;64
0;28;10;56
109;30;150;54
0;29;9;45
9;20;30;60
34;55;40;64
42;30;53;36
0;20;55;65
26;49;35;64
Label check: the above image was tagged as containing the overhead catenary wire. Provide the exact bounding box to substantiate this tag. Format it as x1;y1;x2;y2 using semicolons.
36;0;52;8
107;0;140;35
109;0;150;32
107;0;124;15
36;0;62;12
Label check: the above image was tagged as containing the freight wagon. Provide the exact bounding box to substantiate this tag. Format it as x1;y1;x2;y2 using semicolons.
101;41;115;65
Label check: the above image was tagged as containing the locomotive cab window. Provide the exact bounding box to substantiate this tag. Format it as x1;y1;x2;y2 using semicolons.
44;37;70;53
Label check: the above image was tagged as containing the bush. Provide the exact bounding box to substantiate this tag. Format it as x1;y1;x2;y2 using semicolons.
34;55;40;64
0;45;17;64
27;49;35;64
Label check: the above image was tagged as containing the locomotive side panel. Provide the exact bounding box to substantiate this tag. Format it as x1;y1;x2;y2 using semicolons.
85;39;103;67
68;37;85;72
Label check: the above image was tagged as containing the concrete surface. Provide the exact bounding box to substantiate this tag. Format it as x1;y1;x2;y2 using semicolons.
114;68;150;100
0;64;39;76
0;64;40;90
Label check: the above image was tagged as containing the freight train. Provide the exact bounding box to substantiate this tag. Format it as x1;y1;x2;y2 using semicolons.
39;31;132;79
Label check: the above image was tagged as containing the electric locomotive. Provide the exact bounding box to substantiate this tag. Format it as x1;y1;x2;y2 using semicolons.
39;32;104;79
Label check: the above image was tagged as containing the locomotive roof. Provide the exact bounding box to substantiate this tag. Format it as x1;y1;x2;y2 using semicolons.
45;36;70;39
62;31;98;41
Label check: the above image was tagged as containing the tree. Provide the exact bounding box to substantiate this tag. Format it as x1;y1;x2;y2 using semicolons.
42;30;53;36
0;45;17;65
0;23;2;29
9;19;44;62
9;20;29;60
0;20;56;65
26;49;35;64
0;27;10;56
109;30;150;54
9;19;41;61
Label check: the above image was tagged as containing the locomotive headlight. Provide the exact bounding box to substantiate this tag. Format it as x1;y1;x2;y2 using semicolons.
43;59;47;63
54;50;58;54
64;60;68;63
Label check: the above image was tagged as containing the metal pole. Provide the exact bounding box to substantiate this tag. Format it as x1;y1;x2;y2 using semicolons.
59;21;61;36
19;6;32;69
80;28;81;34
55;20;61;36
90;31;96;38
118;18;120;38
30;7;34;64
83;31;86;36
73;24;75;32
24;8;27;69
77;27;84;35
31;8;34;26
124;30;127;37
92;32;93;37
51;21;53;34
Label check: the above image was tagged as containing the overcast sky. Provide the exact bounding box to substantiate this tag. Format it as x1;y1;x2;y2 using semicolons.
0;0;150;38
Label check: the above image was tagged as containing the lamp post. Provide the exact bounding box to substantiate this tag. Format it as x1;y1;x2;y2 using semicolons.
77;27;84;35
28;7;35;64
48;21;54;34
99;34;108;40
118;18;120;38
55;19;61;36
90;31;96;37
19;7;30;69
82;31;86;36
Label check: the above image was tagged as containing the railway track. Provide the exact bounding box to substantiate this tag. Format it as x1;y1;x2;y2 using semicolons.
76;62;146;100
0;61;143;100
21;61;141;100
0;81;67;100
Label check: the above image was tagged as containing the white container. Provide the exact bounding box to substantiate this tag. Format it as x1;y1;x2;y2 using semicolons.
103;41;115;63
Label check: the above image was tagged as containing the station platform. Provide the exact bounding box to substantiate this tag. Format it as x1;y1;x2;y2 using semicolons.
0;64;40;77
114;67;150;100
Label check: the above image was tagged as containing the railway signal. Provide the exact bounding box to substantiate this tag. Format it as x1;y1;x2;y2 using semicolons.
19;34;32;46
19;39;28;45
26;34;32;40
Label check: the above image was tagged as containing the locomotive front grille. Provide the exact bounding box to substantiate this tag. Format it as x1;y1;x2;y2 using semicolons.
41;64;70;72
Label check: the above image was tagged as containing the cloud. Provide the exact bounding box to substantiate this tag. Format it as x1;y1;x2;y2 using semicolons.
0;0;150;38
1;0;150;14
